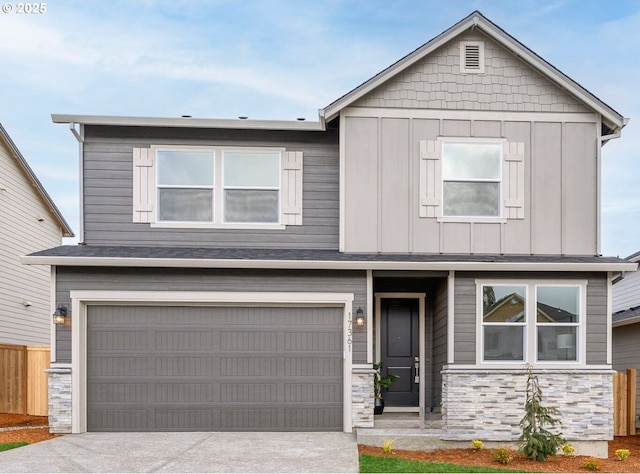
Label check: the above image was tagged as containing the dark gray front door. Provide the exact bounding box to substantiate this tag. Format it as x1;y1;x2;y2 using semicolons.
380;298;419;407
87;305;343;432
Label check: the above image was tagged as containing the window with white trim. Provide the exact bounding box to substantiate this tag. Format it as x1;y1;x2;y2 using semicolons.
480;281;584;364
419;139;525;221
157;149;215;222
223;151;280;223
132;146;303;227
442;141;502;217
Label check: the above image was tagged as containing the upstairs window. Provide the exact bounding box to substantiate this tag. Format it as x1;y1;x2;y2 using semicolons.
419;139;524;221
223;151;280;223
157;149;215;222
132;146;303;228
442;142;502;217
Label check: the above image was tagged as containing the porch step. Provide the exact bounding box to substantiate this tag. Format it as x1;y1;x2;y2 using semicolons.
373;412;442;429
356;428;456;451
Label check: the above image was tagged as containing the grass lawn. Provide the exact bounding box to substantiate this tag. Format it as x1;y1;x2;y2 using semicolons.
0;442;28;452
359;454;524;473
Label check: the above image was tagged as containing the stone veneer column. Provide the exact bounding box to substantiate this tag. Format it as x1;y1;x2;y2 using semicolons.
45;367;72;433
441;368;614;442
352;367;375;428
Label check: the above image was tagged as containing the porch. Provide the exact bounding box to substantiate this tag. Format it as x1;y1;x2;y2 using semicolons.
356;412;446;450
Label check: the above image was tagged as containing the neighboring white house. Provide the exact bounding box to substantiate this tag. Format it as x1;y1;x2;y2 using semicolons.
0;123;74;346
612;250;640;426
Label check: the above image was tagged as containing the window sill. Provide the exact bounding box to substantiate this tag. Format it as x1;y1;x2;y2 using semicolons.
436;216;507;224
150;222;286;230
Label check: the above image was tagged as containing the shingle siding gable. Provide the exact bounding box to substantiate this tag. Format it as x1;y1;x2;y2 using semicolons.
354;32;591;113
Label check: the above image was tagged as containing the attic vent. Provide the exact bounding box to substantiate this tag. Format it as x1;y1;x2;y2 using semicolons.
460;40;485;74
465;45;480;68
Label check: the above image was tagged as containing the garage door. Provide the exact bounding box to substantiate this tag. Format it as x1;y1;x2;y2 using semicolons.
87;305;343;431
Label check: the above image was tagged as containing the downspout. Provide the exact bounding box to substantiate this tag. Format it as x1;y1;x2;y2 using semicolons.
69;122;85;244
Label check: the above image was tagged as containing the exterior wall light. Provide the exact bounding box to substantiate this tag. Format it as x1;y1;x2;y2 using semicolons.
53;304;68;325
355;307;365;328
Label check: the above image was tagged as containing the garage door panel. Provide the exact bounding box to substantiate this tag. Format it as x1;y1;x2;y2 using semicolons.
87;305;343;432
155;331;218;351
284;383;342;402
156;383;217;402
89;408;150;431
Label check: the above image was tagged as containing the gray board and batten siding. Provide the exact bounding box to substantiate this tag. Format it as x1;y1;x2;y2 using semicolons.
452;272;608;365
82;125;339;249
54;267;368;364
87;305;343;432
342;30;600;256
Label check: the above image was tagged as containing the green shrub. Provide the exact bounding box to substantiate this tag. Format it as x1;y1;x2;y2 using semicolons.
492;447;514;465
615;448;630;461
584;458;601;471
472;439;483;450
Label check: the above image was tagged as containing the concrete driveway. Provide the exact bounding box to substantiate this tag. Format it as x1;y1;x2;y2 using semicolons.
0;432;359;473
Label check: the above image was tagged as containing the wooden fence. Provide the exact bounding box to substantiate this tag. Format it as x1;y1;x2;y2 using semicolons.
0;344;49;416
614;368;637;436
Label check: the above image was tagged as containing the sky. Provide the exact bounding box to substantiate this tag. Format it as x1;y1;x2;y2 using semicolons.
0;0;638;257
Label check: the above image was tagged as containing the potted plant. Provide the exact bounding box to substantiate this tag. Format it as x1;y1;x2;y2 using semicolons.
373;361;399;415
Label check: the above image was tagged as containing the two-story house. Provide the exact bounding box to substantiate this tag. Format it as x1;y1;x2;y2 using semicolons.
23;12;633;454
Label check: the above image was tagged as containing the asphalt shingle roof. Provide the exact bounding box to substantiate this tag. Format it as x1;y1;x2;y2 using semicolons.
28;245;631;265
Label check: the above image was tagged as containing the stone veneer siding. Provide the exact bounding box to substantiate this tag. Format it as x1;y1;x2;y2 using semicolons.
352;368;375;428
45;367;72;433
441;368;613;441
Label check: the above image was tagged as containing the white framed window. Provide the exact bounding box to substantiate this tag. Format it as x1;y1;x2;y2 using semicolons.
156;149;215;223
535;285;580;362
419;138;524;221
223;150;280;224
442;141;502;218
132;146;303;228
478;280;586;365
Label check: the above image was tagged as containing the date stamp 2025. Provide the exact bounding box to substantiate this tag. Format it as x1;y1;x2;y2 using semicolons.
2;3;46;14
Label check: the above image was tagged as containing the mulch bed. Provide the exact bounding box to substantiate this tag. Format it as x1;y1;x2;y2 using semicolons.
0;413;58;445
359;435;640;472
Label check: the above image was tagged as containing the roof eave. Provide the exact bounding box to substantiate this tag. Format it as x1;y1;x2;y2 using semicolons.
52;114;326;132
613;315;640;328
20;255;639;272
0;124;74;237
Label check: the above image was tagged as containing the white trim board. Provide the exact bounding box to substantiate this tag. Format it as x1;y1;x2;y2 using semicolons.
69;290;355;434
22;255;638;273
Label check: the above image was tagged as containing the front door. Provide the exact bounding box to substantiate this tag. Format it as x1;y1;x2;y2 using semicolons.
380;298;420;407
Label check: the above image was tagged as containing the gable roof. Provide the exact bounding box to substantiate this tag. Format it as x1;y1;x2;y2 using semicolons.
320;11;627;134
0;124;74;237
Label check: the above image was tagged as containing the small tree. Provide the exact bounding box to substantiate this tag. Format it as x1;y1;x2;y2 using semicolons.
518;365;565;461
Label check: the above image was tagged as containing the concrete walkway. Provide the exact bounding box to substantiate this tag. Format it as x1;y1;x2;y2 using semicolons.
0;432;359;473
